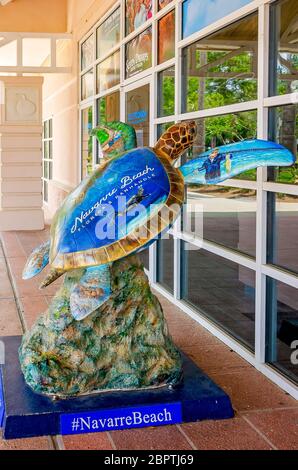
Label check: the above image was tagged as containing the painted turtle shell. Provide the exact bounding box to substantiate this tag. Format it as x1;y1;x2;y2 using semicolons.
50;147;184;271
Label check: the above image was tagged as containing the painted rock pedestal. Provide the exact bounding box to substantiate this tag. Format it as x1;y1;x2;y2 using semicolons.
19;255;182;397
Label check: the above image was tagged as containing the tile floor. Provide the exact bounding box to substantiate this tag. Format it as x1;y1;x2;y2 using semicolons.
0;229;297;450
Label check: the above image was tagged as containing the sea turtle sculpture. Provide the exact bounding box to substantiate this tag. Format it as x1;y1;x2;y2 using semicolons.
20;121;295;397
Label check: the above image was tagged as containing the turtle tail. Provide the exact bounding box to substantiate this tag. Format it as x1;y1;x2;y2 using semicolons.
22;240;50;280
40;268;64;289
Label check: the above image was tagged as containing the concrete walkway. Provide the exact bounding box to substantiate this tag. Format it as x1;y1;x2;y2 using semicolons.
0;229;297;450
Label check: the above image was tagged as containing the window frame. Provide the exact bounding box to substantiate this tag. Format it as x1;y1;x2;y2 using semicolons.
78;0;298;399
42;118;53;204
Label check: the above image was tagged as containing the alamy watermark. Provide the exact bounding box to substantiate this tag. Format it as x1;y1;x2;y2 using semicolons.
70;193;204;251
290;340;298;365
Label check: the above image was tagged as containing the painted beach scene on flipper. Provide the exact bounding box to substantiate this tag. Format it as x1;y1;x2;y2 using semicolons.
181;139;296;186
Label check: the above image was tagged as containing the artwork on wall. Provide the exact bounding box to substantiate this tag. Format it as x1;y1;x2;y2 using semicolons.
126;0;152;35
158;10;175;64
126;27;152;78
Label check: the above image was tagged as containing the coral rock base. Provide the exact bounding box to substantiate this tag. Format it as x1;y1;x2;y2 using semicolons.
19;256;182;397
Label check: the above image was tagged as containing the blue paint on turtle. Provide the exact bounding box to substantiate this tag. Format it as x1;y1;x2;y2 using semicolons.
22;121;295;321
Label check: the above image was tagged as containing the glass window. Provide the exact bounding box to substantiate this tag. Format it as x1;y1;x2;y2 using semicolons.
81;69;94;100
97;8;120;59
269;0;298;96
56;38;73;68
96;91;120;164
182;0;254;39
159;0;173;10
267;192;298;275
81;35;94;71
22;38;51;67
81;107;93;178
266;277;298;383
185;186;257;257
126;84;150;147
157;235;174;294
139;248;149;271
43;181;48;204
157;122;175;139
126;27;152;79
268;105;298;184
183;112;258;181
158;10;175;64
182;243;256;350
182;13;258;113
97;91;120;126
43;161;49;179
42;118;53;203
158;67;175;117
96;50;120;93
126;0;152;35
0;40;17;67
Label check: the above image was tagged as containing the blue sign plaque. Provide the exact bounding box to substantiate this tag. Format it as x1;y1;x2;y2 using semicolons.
60;402;182;435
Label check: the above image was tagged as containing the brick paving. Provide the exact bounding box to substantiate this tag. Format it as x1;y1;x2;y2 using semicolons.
0;229;297;450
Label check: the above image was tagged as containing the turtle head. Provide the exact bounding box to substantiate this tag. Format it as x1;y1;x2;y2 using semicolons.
91;121;137;160
154;121;197;164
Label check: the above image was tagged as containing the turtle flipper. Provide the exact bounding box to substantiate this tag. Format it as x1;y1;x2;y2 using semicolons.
70;265;111;321
22;240;50;280
180;139;295;186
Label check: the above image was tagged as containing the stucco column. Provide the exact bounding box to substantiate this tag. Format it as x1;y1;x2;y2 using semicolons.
0;76;44;231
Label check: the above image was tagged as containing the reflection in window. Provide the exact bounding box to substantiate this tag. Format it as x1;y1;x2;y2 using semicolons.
97;91;120;126
269;0;298;96
182;13;258;113
81;35;94;71
267;192;298;275
182;243;256;350
126;0;152;35
81;69;94;100
268;105;298;184
266;278;298;383
183;112;257;181
157;235;174;294
158;67;175;117
97;8;120;59
182;0;253;39
158;10;175;64
96;51;120;93
185;186;257;257
81;107;93;178
96;92;120;163
126;27;152;79
126;84;150;147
